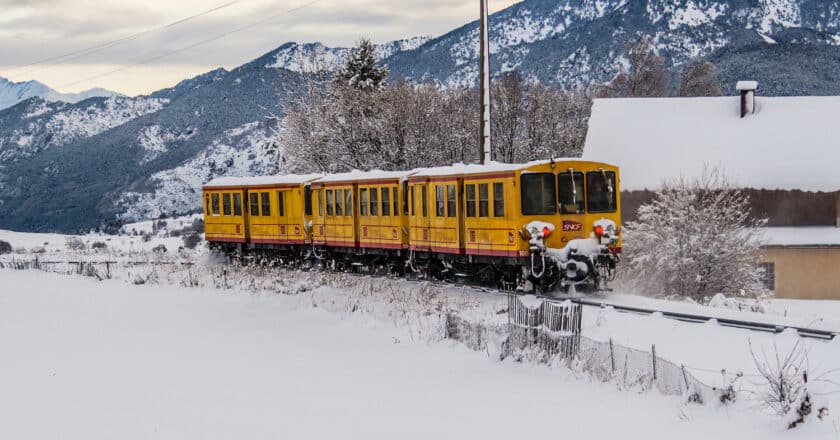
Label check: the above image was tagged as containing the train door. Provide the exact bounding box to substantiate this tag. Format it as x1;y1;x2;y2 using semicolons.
277;189;289;242
408;179;431;252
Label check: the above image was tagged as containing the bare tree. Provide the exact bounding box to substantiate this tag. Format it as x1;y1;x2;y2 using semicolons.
679;59;723;97
622;166;768;301
597;36;668;98
491;72;525;163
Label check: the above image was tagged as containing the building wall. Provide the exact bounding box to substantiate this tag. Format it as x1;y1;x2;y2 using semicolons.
761;247;840;300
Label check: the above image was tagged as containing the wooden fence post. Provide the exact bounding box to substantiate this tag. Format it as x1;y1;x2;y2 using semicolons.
609;338;616;374
651;345;658;382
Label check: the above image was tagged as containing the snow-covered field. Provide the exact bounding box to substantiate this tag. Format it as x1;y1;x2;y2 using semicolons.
2;269;838;440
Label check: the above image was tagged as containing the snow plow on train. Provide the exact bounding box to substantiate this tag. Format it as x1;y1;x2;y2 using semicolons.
202;159;621;293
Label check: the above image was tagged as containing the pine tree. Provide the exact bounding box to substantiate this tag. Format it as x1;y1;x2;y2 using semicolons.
336;38;389;91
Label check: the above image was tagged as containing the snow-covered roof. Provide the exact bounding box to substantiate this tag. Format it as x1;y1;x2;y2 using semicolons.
760;227;840;248
316;170;416;184
410;159;597;178
203;174;322;188
583;96;840;192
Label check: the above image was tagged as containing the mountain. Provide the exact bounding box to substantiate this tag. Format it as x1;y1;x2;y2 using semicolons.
3;0;840;232
0;77;120;111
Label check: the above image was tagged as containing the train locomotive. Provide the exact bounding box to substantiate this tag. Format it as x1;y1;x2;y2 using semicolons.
202;159;621;293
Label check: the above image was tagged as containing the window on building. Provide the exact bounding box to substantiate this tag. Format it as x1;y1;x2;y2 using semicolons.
304;186;312;216
212;194;220;216
493;182;505;217
558;171;585;214
278;191;285;217
233;193;242;216
370;188;379;216
360;189;369;216
465;184;476;217
223;193;232;216
436;185;445;217
586;171;617;213
759;263;776;291
345;190;353;217
250;193;259;217
521;173;556;215
326;189;334;216
478;183;489;218
261;192;271;216
421;186;428;217
381;187;391;216
334;189;343;216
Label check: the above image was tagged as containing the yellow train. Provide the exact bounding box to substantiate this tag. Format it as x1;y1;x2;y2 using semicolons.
203;159;621;292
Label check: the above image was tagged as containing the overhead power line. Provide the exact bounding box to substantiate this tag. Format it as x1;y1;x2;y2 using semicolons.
58;0;323;90
4;0;242;75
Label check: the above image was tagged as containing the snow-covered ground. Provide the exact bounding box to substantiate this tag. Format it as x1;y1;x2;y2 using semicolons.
1;269;838;439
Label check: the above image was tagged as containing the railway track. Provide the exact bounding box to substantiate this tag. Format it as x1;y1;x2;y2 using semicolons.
2;257;836;341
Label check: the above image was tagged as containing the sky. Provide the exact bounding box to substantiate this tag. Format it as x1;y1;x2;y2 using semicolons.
0;0;519;96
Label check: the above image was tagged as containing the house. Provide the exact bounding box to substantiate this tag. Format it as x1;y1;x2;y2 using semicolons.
582;83;840;300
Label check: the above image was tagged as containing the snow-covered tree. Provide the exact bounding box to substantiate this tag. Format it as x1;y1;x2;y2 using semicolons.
336;38;389;91
622;166;768;301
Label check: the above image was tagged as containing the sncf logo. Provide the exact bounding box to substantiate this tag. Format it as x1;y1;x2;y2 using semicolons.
562;221;583;232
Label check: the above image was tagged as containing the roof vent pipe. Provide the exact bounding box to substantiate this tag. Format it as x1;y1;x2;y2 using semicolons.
736;81;758;118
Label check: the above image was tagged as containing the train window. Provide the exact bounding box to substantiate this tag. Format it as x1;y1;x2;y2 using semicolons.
394;186;399;217
250;193;259;216
335;189;344;217
421;186;428;217
402;182;408;215
465;185;476;217
520;173;556;215
586;171;617;213
447;185;456;218
370;188;379;216
278;192;286;217
304;186;313;216
435;186;445;217
233;193;242;216
211;194;220;216
317;190;323;216
478;183;489;218
558;171;585;214
205;194;211;215
360;189;369;216
381;188;391;216
345;190;353;217
493;182;505;217
260;192;271;216
223;193;232;216
326;190;334;216
410;186;416;216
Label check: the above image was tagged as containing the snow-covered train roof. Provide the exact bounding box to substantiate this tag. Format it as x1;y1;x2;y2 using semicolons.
583;96;840;192
410;159;606;178
315;169;416;184
203;174;322;188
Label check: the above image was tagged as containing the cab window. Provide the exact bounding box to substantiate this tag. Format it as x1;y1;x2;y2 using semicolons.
558;172;585;214
360;189;369;216
521;173;556;215
493;182;504;217
587;171;617;213
223;194;232;216
211;194;220;216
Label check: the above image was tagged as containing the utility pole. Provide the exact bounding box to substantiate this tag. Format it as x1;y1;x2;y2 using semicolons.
479;0;492;165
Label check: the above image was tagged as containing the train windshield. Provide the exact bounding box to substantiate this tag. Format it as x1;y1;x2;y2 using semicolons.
586;171;617;213
520;173;556;215
557;171;585;214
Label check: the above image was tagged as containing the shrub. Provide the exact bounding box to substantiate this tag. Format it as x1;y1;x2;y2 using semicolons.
152;244;168;254
182;233;202;250
65;237;86;251
91;242;107;251
0;240;12;255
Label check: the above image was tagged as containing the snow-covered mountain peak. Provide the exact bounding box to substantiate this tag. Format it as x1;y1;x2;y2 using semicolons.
0;76;120;111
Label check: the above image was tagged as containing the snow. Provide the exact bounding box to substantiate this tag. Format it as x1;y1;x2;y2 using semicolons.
204;173;322;188
2;269;838;439
412;158;598;178
583;96;840;192
317;169;415;183
736;80;759;90
759;226;840;247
